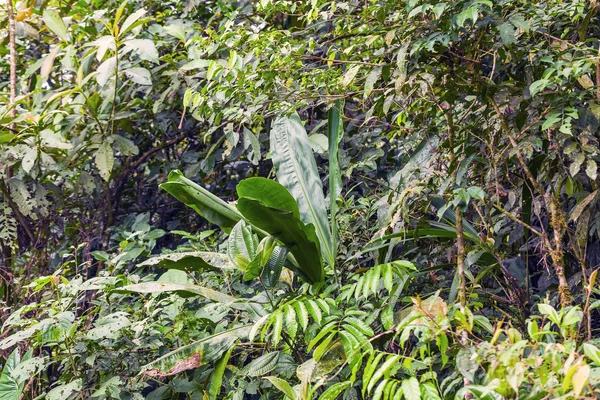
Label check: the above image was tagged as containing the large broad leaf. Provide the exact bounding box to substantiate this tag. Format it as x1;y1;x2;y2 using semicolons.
120;282;236;303
270;114;333;266
328;101;344;265
237;178;300;218
141;326;249;377
160;170;242;233
137;252;236;273
0;349;30;400
236;196;324;283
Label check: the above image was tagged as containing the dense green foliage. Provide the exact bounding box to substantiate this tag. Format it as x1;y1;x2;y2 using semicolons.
3;0;600;398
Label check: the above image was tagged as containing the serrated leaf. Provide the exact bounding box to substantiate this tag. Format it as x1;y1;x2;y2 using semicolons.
245;352;280;377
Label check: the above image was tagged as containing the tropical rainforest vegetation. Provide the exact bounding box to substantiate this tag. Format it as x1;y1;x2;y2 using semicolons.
2;0;600;398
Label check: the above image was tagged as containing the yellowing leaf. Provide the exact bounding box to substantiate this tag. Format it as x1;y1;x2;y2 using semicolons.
572;364;589;396
342;65;360;87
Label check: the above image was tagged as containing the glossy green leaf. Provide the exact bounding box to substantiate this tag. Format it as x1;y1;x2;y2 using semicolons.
237;177;300;218
160;170;242;233
236;197;324;283
228;220;259;269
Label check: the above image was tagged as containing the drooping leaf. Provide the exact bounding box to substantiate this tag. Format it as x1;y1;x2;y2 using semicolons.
120;282;236;303
319;380;351;399
401;377;421;400
270;114;333;266
261;246;288;289
96;57;116;86
244;352;280;377
160;170;242;233
237;178;300;218
141;327;248;377
227;220;259;270
46;379;82;400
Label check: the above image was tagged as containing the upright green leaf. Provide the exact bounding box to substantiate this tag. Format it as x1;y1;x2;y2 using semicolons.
42;10;71;42
207;347;233;400
328;101;344;265
270;114;333;266
160;170;242;233
262;246;288;289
